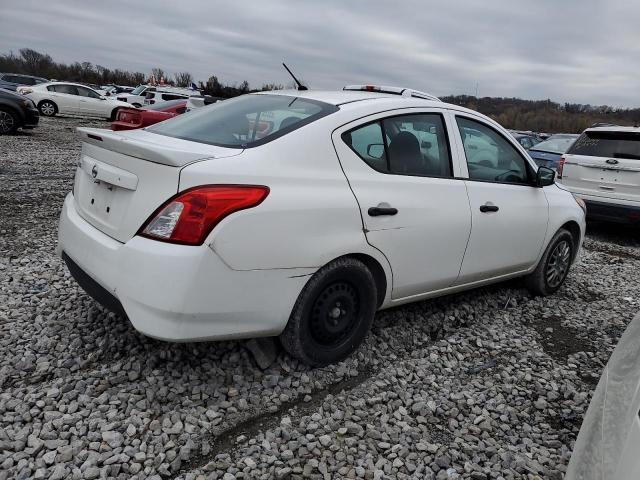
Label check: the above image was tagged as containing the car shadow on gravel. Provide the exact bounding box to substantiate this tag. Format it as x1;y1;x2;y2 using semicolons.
529;315;593;361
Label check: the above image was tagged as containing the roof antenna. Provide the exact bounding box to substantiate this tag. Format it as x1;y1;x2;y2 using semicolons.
282;62;308;91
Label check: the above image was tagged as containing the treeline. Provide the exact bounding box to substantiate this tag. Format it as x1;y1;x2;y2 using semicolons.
441;95;640;133
0;48;284;97
3;49;639;132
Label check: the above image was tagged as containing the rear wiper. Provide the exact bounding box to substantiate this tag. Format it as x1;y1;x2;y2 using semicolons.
613;152;640;160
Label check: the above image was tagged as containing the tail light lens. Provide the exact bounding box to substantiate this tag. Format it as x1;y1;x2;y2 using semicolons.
557;155;566;178
138;185;269;246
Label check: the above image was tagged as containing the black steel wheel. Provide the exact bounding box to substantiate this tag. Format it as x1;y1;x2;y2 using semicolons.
280;257;377;366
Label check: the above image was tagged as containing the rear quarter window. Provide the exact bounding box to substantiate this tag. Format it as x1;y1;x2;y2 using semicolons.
568;131;640;159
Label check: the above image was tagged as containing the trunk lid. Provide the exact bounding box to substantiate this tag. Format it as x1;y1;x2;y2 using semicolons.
561;129;640;203
73;128;243;243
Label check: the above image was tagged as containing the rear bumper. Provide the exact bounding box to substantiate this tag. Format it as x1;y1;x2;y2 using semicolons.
22;107;39;128
57;193;312;341
584;199;640;224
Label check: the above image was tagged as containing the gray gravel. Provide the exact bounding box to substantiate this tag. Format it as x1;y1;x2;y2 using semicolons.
1;117;639;480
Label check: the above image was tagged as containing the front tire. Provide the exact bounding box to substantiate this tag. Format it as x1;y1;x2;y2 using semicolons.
38;100;57;117
525;228;574;296
0;107;19;134
279;257;377;366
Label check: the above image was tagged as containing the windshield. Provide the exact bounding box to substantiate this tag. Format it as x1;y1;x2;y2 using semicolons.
531;136;578;154
568;131;640;159
148;94;338;148
131;85;146;95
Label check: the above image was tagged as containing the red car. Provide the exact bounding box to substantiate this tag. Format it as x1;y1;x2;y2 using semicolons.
111;99;187;131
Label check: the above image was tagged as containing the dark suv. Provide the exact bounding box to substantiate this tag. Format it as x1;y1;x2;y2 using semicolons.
0;88;39;134
0;73;49;91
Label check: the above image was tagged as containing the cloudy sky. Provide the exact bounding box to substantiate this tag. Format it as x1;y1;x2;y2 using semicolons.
1;0;638;106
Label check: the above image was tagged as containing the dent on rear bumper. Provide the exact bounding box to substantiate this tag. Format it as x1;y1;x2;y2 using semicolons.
58;193;313;341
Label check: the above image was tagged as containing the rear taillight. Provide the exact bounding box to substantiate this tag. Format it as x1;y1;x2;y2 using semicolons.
557;155;566;178
138;185;269;246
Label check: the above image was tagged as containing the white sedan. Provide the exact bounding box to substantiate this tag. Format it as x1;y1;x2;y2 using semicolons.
18;82;130;119
57;85;586;365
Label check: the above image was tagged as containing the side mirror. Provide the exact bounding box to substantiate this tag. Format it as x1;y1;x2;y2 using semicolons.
536;166;555;187
366;143;385;159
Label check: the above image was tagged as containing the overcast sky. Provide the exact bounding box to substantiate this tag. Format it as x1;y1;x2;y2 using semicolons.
1;0;638;107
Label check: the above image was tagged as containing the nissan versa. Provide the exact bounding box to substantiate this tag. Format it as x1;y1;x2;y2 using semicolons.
57;86;586;366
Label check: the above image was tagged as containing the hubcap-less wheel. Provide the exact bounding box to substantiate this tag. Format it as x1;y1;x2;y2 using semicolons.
310;282;360;347
546;240;571;288
0;110;15;133
40;102;55;116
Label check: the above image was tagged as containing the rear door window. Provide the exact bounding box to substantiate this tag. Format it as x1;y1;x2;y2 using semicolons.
568;131;640;160
77;86;101;98
343;113;453;178
54;84;80;95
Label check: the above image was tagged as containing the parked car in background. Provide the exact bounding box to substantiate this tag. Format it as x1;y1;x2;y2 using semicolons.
185;95;223;111
97;85;118;97
57;85;585;366
559;126;640;224
111;99;187;131
0;88;39;134
18;82;130;119
565;312;640;480
116;85;201;107
511;132;541;150
0;73;49;91
528;134;579;169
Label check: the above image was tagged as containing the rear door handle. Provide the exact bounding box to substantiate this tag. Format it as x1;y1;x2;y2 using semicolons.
479;204;499;213
368;206;398;216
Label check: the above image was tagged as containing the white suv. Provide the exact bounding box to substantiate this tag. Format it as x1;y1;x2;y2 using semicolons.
559;126;640;224
57;85;586;365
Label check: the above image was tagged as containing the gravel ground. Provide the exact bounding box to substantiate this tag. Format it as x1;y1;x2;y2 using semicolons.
1;117;639;480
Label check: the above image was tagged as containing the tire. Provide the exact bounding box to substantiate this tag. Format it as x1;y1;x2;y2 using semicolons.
525;228;574;296
279;257;377;366
0;107;19;134
109;108;120;121
38;100;57;117
131;103;142;108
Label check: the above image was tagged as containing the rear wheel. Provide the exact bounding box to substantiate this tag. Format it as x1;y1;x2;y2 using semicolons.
38;100;57;117
0;108;18;134
525;228;574;296
279;257;377;366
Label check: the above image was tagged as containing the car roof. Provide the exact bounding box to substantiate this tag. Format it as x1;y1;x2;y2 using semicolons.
585;125;640;133
40;81;98;89
256;89;403;106
265;89;505;125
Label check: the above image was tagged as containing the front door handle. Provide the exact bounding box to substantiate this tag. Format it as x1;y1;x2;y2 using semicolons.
368;206;398;216
479;204;499;213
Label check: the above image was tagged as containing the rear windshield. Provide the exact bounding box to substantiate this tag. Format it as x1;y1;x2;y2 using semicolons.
530;136;578;154
568;131;640;159
147;94;338;148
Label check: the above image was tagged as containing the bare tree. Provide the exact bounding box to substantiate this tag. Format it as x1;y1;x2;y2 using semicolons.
173;71;193;87
150;68;165;84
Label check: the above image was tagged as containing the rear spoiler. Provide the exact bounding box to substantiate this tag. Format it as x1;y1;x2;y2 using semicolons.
76;127;217;167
